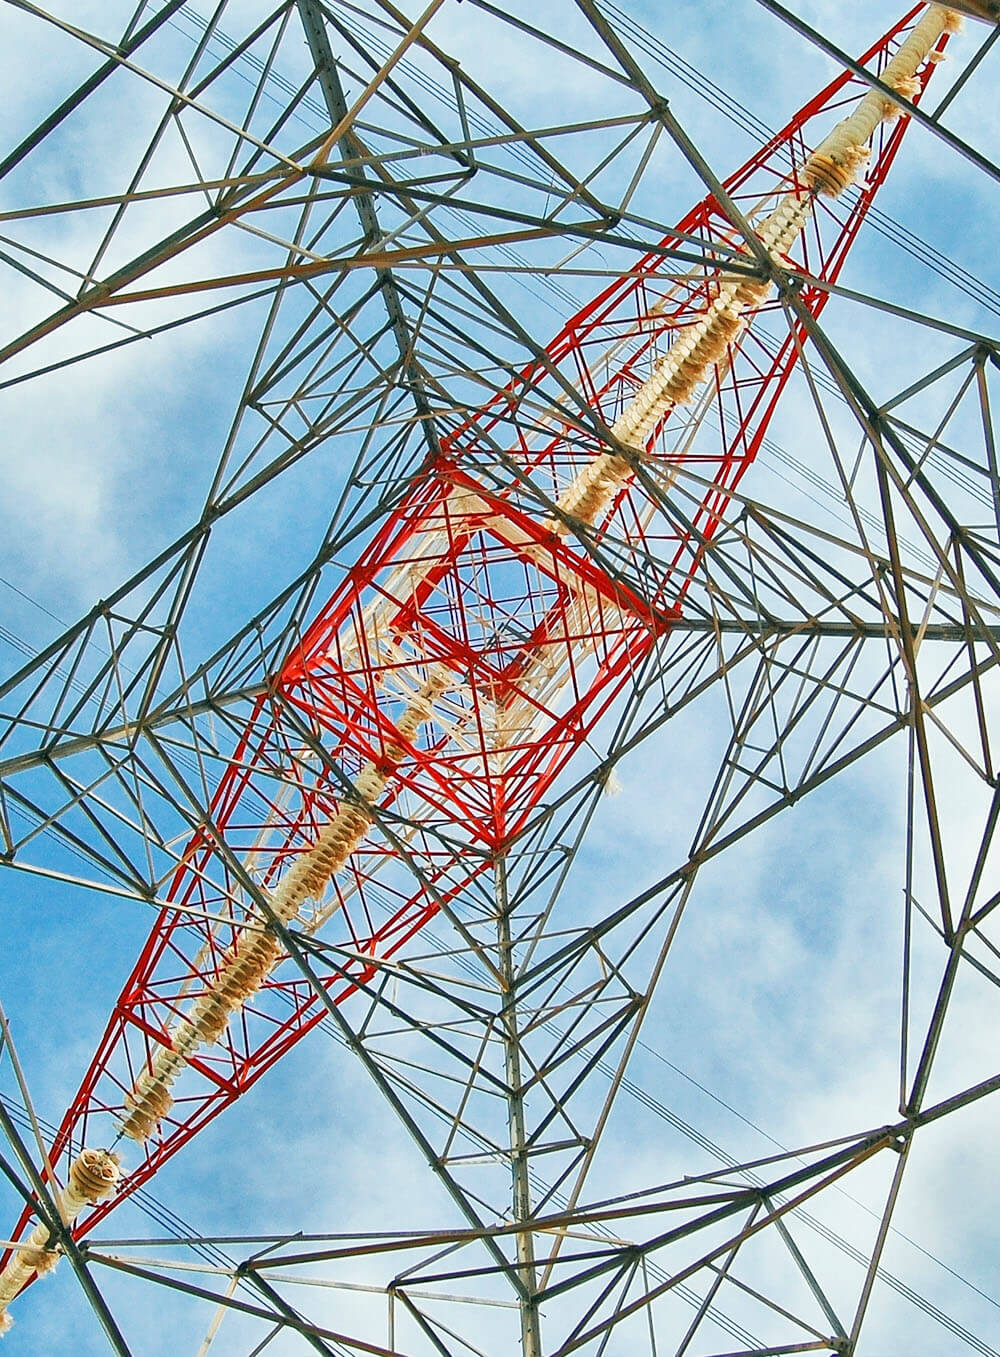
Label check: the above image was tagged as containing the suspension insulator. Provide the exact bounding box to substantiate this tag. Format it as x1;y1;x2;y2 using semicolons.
550;5;960;542
549;187;814;536
0;1150;120;1333
118;666;451;1142
0;13;966;1335
803;6;961;195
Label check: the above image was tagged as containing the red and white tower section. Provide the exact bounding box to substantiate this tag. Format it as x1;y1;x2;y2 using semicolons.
0;3;966;1332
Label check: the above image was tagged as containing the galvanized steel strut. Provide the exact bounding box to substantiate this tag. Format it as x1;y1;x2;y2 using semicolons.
0;3;964;1330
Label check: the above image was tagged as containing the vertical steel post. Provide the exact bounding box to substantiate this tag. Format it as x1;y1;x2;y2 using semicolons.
496;856;542;1357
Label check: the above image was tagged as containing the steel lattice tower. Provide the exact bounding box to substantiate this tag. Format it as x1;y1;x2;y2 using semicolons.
0;1;999;1353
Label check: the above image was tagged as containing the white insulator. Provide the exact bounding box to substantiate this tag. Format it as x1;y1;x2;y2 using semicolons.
803;6;959;195
546;8;955;536
546;186;816;536
0;1149;119;1331
882;72;923;117
119;667;450;1142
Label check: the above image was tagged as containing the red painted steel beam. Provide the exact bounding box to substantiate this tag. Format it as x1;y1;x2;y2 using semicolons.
1;5;953;1277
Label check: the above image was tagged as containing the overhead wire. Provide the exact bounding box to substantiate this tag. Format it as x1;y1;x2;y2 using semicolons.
0;611;996;1349
0;1095;356;1356
170;1;1000;321
598;0;1000;320
1;0;998;1345
169;3;1000;567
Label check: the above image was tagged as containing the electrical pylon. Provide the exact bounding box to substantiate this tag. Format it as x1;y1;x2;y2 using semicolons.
0;2;998;1353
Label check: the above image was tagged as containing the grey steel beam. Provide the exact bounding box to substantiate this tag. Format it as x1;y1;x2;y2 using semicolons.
2;615;994;783
0;0;190;180
297;0;443;460
0;1099;134;1357
495;857;543;1357
752;0;1000;186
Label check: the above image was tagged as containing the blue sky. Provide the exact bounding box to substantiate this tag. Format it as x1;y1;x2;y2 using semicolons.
1;1;999;1353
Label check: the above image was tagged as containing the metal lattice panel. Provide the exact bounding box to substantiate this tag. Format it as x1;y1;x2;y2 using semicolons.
0;2;998;1353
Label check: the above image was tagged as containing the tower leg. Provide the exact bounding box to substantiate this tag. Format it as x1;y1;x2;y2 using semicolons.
497;858;543;1357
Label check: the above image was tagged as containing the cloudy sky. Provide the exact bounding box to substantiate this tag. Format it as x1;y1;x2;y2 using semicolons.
1;1;999;1354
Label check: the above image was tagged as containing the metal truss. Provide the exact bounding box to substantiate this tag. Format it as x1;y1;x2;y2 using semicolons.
0;1;999;1354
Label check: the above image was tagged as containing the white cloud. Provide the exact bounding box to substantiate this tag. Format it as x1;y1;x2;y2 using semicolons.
2;2;999;1354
